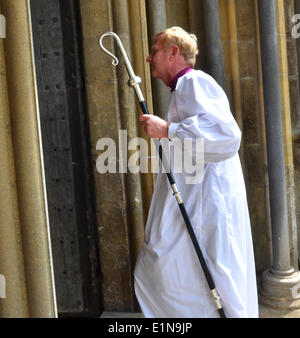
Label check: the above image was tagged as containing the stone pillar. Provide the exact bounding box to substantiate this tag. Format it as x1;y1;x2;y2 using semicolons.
293;0;300;270
295;0;300;92
145;0;170;118
258;0;300;311
0;3;29;317
203;0;225;88
219;0;245;166
1;0;57;317
111;0;145;303
128;0;155;225
80;0;148;311
275;0;298;271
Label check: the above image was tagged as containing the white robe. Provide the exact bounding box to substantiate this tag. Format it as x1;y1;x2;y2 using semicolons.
134;69;258;318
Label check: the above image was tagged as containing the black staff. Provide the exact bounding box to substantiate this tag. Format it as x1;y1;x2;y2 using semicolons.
99;32;226;318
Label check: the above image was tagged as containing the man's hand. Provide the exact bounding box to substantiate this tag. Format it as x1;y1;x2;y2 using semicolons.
139;114;170;138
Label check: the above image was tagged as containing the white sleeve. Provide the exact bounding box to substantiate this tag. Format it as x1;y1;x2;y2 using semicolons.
168;74;241;163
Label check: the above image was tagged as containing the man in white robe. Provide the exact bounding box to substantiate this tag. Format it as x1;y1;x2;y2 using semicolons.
134;26;258;318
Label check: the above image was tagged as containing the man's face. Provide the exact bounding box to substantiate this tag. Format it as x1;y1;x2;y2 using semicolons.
146;35;172;84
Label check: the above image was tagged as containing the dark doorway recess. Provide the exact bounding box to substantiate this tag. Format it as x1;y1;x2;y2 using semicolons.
30;0;102;317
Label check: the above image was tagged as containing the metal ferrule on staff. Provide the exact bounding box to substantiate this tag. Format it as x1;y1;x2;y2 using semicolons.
99;31;226;318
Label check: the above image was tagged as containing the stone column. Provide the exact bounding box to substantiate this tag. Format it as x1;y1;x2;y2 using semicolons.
294;0;300;270
1;0;57;317
258;0;300;310
295;0;300;92
218;0;245;166
128;0;155;230
80;0;147;311
203;0;225;88
0;3;29;317
111;0;146;307
145;0;170;118
275;0;298;271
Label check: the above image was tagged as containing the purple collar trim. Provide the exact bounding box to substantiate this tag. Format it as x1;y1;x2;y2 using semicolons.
168;67;193;92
